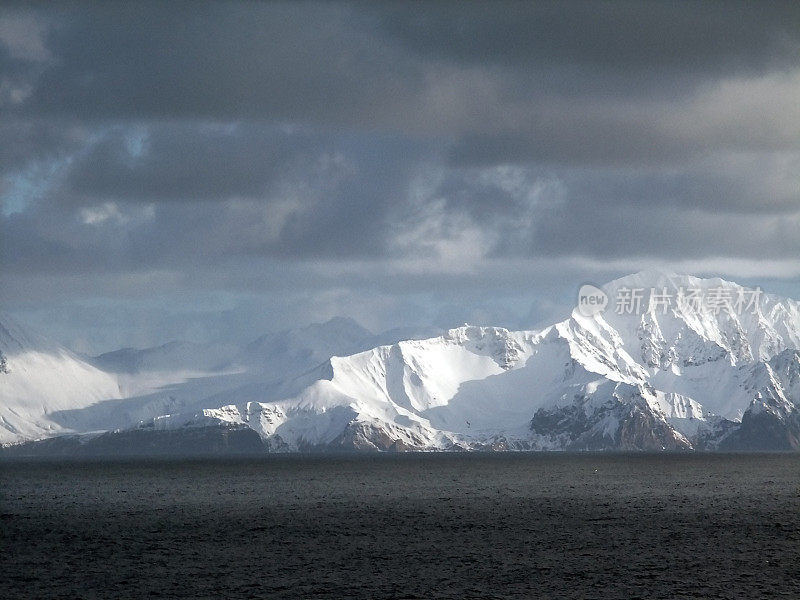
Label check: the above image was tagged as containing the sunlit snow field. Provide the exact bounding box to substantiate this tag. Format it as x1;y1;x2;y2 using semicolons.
2;453;800;599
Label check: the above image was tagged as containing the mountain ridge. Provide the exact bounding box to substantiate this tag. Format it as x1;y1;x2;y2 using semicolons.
3;271;800;454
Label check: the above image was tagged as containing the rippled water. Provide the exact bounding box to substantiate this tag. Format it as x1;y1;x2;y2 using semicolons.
2;453;800;599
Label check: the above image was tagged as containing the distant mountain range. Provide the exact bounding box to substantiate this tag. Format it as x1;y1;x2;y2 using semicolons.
3;272;800;455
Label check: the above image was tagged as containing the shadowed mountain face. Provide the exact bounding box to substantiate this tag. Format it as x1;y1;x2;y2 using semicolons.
3;272;800;455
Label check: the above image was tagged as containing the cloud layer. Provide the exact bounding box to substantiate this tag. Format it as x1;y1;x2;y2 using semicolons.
1;2;799;351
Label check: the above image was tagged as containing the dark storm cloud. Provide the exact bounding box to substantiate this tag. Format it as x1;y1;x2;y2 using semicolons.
377;1;800;167
11;1;798;124
1;122;430;272
379;1;800;75
64;125;317;202
18;2;421;124
3;1;798;172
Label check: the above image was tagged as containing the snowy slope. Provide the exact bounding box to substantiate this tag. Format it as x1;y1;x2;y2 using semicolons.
0;316;428;446
0;314;122;443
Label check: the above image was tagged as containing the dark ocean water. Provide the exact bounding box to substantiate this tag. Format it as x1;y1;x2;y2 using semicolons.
2;453;800;599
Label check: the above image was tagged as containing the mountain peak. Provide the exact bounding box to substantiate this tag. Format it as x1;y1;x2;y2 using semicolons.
604;270;702;292
444;324;513;340
310;316;371;336
601;270;761;295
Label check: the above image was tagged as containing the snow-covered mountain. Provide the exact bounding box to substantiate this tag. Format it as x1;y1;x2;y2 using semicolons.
0;316;432;447
91;340;237;375
3;272;800;454
0;314;122;443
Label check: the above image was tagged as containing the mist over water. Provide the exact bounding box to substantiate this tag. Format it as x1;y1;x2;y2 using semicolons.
2;453;800;599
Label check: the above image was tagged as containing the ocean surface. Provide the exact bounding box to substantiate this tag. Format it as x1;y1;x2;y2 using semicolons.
2;453;800;599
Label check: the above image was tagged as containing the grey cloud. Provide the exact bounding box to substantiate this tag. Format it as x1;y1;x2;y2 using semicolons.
3;137;797;281
1;123;431;271
9;2;796;136
0;119;86;175
379;1;800;76
3;2;798;172
64;125;320;202
18;2;422;124
1;1;799;352
529;202;800;260
446;122;690;168
553;156;800;215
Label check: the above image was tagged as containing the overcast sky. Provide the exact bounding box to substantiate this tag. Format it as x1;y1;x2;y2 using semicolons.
1;1;799;353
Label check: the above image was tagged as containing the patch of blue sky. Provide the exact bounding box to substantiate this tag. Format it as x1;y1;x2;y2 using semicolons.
1;161;60;216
